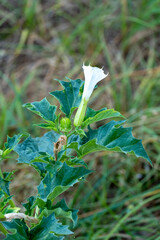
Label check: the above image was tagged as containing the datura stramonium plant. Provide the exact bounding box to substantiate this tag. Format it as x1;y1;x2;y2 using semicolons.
74;64;109;127
0;64;151;240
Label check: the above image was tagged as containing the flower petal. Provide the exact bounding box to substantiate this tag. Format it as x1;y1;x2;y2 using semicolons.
82;65;108;100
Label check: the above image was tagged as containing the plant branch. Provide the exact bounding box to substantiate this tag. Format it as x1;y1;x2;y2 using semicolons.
0;167;3;178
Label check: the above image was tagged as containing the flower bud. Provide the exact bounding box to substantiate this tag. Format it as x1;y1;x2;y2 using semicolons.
74;98;88;127
60;117;72;132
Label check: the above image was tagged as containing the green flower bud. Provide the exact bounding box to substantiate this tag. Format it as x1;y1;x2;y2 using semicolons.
60;117;72;132
74;98;88;127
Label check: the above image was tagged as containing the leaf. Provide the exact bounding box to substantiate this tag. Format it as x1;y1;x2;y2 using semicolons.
2;213;72;240
23;196;48;217
0;177;10;196
82;107;125;128
23;196;36;215
75;129;87;138
38;162;92;202
2;214;71;240
3;171;16;182
0;212;5;221
4;134;24;151
66;157;87;168
68;120;152;165
14;131;60;175
33;123;57;131
45;161;63;176
23;98;57;122
52;199;78;227
23;197;78;227
30;213;72;239
50;78;83;117
2;134;28;159
0;194;12;213
67;134;81;150
2;219;29;240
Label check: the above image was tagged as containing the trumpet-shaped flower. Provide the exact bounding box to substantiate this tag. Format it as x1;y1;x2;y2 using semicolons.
74;64;108;127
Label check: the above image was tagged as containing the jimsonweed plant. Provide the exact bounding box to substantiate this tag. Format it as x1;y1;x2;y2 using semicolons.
0;65;152;239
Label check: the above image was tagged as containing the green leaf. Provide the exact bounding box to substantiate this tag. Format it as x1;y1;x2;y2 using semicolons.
52;199;78;227
50;78;83;117
23;196;36;215
2;214;71;240
38;162;92;202
66;157;87;168
3;171;16;182
68;120;152;165
23;196;48;217
14;131;60;175
23;98;57;122
45;161;63;176
30;213;72;239
2;134;27;159
4;134;24;151
0;177;10;196
2;219;29;240
33;123;57;131
82;107;125;128
0;212;5;221
75;129;87;138
23;197;78;227
0;194;12;213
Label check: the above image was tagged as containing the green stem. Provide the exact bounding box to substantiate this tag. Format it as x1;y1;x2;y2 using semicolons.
0;223;8;236
67;129;76;138
0;167;3;178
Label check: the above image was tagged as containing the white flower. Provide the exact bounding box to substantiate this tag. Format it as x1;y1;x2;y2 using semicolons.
74;64;108;127
82;64;108;100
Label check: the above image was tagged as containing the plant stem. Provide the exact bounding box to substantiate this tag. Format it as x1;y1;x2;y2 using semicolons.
67;129;76;138
0;223;8;236
0;167;3;178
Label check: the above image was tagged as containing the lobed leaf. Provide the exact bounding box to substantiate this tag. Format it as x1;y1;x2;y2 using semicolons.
1;134;28;159
30;213;72;239
38;162;92;202
2;213;71;240
52;199;78;227
23;98;57;122
50;78;83;117
82;107;125;128
4;134;25;151
66;157;87;168
0;177;10;196
68;120;152;165
2;219;29;240
14;131;60;175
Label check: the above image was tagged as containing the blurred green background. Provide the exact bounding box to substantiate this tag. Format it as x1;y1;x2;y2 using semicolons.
0;0;160;239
